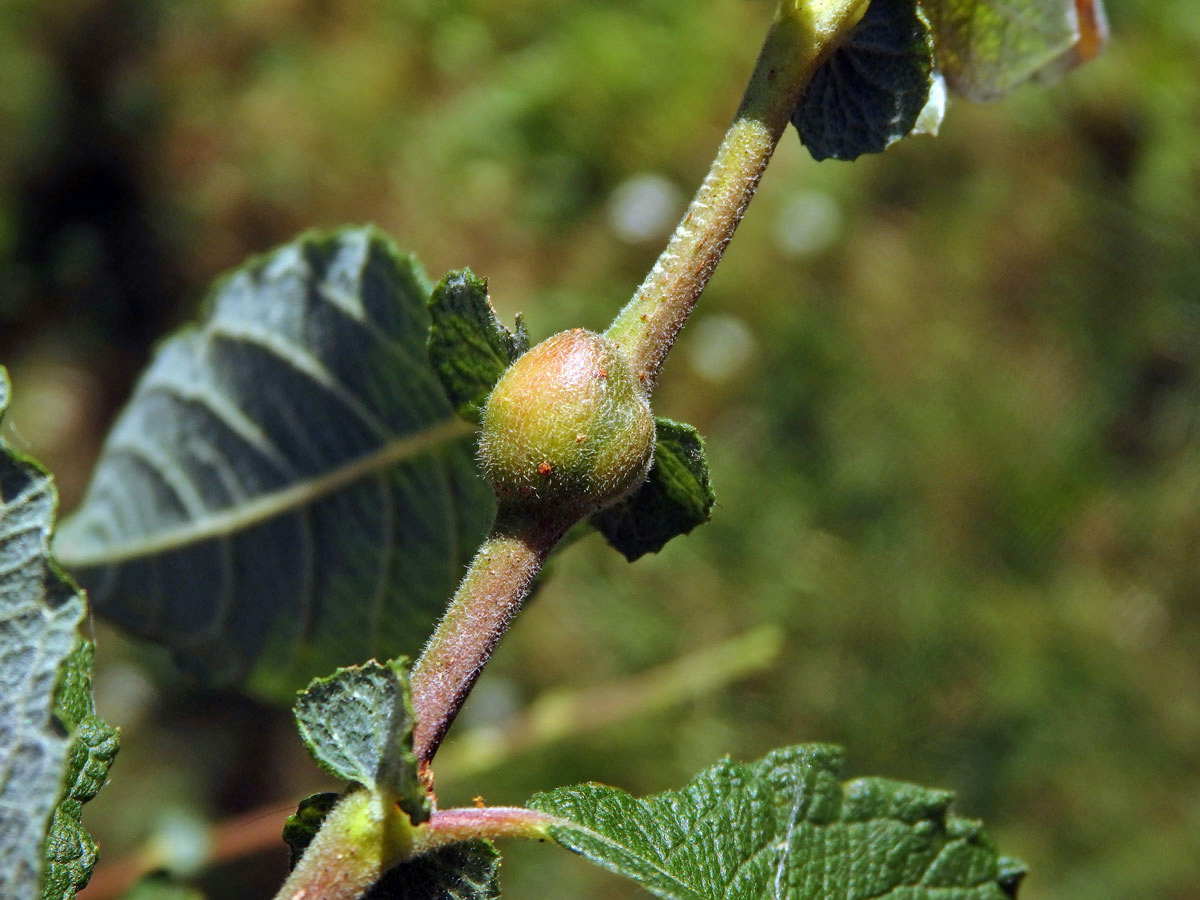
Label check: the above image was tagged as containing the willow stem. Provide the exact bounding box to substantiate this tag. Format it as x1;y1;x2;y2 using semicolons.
274;795;560;900
274;789;413;900
411;505;568;771
415;806;560;851
605;0;869;389
410;0;869;785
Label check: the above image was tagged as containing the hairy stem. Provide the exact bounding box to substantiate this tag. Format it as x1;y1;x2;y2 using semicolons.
411;505;569;771
410;0;869;784
605;0;869;389
275;794;560;900
274;789;414;900
414;806;560;852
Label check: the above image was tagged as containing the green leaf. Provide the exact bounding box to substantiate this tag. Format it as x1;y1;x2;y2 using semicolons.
283;791;341;869
366;841;500;900
592;417;714;561
530;744;1024;900
293;658;428;822
0;368;110;900
428;269;528;425
924;0;1109;101
793;0;936;161
42;641;120;900
54;227;496;700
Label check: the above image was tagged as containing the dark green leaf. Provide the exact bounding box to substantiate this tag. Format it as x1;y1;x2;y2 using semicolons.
793;0;935;161
42;641;119;900
0;368;110;900
367;841;500;900
293;659;427;822
428;269;528;425
55;227;496;700
592;417;714;561
924;0;1108;101
531;744;1023;900
283;792;341;869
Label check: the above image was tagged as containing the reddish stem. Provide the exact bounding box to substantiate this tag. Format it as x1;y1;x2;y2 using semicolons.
410;506;568;773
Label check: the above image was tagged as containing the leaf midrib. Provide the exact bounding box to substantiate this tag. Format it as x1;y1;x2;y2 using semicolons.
550;821;712;900
56;416;476;568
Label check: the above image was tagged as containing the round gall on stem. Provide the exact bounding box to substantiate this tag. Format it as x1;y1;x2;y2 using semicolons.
478;328;655;518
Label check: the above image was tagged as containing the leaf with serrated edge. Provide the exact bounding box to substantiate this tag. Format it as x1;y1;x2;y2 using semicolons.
54;227;496;699
42;641;119;900
925;0;1109;101
794;0;935;161
428;269;528;425
293;658;428;822
592;417;714;561
531;744;1024;900
0;368;108;900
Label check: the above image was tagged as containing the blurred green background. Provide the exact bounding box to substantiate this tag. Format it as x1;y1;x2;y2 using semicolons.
2;1;1198;899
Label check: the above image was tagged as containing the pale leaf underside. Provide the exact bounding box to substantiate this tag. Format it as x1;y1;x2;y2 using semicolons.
292;659;427;821
0;369;90;900
55;228;495;699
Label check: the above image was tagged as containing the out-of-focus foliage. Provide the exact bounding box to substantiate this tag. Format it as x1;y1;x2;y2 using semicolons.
1;2;1197;900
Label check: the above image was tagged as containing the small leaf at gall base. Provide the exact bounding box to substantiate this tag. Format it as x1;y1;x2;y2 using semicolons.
530;743;1024;900
793;0;935;161
283;791;340;869
428;269;529;425
591;416;714;561
293;658;428;823
365;840;500;900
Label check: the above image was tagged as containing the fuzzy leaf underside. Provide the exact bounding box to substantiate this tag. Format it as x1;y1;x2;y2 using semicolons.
42;641;119;900
531;744;1024;900
924;0;1107;101
54;227;496;700
592;417;714;561
428;269;528;425
0;369;111;900
293;659;427;822
794;0;935;161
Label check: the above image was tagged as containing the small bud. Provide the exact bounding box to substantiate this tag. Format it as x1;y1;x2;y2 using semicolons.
479;329;655;516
